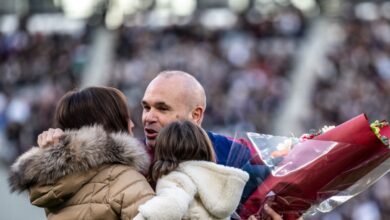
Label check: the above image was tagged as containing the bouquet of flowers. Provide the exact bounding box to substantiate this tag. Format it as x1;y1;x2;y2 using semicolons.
228;114;390;219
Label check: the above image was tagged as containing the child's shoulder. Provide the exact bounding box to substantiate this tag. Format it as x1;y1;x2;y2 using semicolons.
157;169;197;194
180;160;248;178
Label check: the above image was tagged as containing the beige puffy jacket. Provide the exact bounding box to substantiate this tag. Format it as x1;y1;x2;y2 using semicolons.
9;125;155;220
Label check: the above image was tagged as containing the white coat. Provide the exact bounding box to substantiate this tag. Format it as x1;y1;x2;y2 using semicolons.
134;160;249;220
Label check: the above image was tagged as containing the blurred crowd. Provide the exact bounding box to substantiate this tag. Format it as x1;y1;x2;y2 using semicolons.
0;1;389;219
0;31;86;163
0;6;307;164
304;2;390;220
306;4;390;129
110;6;306;137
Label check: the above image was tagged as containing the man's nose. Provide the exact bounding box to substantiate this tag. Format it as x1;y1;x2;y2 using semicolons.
144;109;158;123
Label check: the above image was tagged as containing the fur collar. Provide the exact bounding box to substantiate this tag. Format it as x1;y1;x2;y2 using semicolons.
9;125;150;192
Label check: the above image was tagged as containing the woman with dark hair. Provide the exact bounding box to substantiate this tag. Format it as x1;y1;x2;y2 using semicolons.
134;120;249;220
8;86;155;220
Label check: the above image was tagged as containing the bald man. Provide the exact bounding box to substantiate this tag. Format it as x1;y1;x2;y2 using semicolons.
37;70;281;219
141;71;206;149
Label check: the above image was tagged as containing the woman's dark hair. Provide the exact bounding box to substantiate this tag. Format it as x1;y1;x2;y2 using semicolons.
150;120;216;183
54;86;130;133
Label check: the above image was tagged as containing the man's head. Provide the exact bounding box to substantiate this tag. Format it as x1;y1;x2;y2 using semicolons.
142;70;206;147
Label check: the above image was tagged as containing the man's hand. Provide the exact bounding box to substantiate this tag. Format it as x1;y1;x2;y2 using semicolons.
37;128;64;148
264;204;282;220
247;204;282;220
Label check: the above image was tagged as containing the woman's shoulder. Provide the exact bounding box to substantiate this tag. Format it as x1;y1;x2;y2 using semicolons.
98;164;154;203
29;168;101;208
96;164;148;181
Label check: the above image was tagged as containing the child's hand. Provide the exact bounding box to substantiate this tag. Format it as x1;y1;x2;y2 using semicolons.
37;128;64;148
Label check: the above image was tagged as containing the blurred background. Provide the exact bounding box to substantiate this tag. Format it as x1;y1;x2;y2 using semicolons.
0;0;389;219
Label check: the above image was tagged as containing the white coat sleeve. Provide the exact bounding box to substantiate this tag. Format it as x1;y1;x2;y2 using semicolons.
136;171;197;220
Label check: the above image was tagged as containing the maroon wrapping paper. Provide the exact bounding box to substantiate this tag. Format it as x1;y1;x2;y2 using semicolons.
240;114;390;219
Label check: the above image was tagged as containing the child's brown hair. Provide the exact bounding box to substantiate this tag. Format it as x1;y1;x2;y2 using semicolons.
150;120;216;183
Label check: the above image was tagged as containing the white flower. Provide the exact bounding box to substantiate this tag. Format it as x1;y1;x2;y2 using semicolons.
321;125;335;133
276;138;293;150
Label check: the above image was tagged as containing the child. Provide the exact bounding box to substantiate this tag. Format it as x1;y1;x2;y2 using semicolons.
134;120;249;220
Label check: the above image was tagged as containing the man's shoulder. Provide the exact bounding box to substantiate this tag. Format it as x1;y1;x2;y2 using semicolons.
206;130;254;165
206;131;250;148
206;130;231;142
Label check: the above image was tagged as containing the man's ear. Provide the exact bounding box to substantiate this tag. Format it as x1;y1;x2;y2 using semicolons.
191;106;204;125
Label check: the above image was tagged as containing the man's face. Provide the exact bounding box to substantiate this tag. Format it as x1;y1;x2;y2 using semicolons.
141;78;193;147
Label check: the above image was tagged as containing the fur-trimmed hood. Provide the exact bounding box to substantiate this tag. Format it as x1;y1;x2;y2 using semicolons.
8;125;150;192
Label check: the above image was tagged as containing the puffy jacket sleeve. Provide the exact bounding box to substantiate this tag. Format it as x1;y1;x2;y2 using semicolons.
134;171;197;220
109;166;155;220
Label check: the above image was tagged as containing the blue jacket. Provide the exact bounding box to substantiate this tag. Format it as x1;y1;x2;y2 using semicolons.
206;131;271;203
